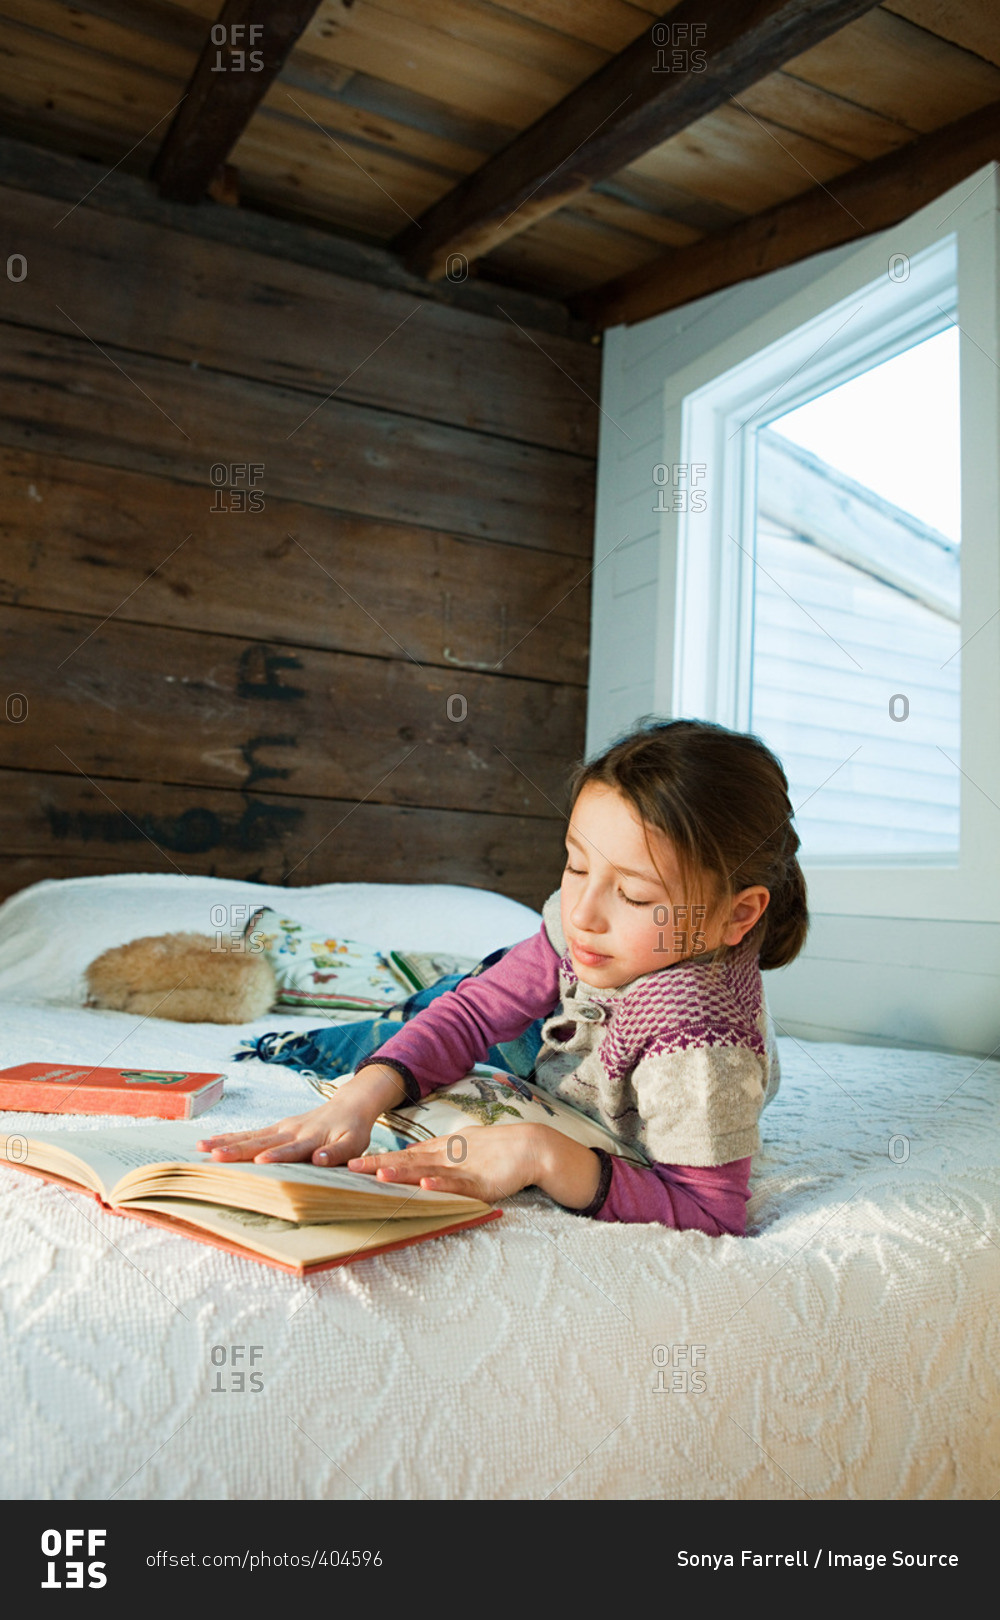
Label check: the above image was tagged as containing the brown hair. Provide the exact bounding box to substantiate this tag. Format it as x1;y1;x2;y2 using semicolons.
568;717;808;971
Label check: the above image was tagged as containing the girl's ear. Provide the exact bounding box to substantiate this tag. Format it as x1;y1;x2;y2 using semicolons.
721;886;770;946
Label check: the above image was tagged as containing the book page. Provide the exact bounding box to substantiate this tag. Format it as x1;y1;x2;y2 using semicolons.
125;1164;487;1220
16;1122;488;1218
0;1130;107;1196
134;1197;494;1271
0;1123;209;1201
19;1122;228;1201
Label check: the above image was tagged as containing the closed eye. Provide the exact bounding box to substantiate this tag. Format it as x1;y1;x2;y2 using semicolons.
566;860;648;908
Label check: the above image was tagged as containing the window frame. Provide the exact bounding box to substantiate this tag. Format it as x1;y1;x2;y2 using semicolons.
652;166;1000;922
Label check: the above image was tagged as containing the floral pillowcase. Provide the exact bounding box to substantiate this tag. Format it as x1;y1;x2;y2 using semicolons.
244;908;476;1014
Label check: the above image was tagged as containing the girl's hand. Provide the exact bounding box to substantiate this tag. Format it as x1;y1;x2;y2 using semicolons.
197;1065;406;1166
196;1100;371;1166
347;1123;546;1204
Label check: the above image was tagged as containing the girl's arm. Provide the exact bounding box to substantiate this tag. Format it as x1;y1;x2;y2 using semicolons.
201;926;560;1166
351;1124;750;1235
539;1140;752;1237
353;926;560;1101
534;1036;762;1235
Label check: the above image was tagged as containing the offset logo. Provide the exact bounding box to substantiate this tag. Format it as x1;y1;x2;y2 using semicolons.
41;1529;107;1588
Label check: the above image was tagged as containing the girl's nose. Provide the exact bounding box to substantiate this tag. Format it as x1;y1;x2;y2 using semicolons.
569;886;608;935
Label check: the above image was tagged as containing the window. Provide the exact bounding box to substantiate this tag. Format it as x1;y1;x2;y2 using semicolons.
750;324;961;864
652;166;1000;922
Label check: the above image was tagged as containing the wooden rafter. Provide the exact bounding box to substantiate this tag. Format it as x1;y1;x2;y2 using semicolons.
394;0;885;281
579;95;1000;329
151;0;322;203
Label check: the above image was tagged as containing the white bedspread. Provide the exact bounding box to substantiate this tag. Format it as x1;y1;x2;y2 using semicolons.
0;874;997;1500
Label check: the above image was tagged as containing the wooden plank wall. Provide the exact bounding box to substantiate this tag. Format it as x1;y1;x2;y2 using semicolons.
0;141;599;910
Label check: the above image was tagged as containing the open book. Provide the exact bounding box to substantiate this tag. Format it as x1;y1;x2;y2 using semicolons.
0;1065;647;1276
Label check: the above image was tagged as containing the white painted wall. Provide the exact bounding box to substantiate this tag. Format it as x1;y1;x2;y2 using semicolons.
590;167;1000;1058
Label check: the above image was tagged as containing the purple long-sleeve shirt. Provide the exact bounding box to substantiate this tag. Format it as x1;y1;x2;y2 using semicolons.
355;928;752;1236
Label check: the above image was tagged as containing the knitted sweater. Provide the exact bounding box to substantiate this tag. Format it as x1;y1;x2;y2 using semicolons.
356;891;779;1235
534;891;779;1167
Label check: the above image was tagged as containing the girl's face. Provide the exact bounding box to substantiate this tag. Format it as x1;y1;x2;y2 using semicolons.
559;782;767;990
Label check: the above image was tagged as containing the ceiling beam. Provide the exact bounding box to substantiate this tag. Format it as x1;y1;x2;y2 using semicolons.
151;0;323;203
393;0;884;281
578;96;1000;329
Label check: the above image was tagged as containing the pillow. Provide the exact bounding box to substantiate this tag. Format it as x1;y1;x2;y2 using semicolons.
246;908;477;1013
0;873;540;1007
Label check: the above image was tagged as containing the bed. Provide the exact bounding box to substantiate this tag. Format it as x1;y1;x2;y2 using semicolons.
0;872;997;1501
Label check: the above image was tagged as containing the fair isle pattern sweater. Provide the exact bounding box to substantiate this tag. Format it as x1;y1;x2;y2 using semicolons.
534;891;779;1168
356;892;779;1235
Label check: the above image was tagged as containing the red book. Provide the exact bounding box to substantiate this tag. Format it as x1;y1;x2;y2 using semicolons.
0;1062;225;1119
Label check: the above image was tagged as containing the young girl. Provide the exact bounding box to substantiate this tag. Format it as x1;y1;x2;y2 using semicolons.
199;719;809;1237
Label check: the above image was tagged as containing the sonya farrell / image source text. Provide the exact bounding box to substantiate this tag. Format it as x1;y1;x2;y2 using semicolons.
146;1550;383;1571
678;1550;960;1570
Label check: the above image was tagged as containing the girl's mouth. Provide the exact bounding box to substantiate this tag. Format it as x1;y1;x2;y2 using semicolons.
572;941;612;967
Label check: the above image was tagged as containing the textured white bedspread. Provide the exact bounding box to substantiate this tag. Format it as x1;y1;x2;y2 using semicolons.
0;875;997;1500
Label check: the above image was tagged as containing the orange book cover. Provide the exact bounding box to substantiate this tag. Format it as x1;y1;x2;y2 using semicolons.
0;1063;225;1119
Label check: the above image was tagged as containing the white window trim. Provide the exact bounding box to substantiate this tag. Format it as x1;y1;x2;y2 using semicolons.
650;165;1000;923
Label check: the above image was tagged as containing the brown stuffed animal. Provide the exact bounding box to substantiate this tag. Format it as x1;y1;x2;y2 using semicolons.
85;932;277;1023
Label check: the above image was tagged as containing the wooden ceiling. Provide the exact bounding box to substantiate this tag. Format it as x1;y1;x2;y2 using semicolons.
2;0;999;327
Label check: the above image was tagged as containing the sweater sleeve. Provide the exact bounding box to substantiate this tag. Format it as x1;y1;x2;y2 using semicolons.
354;925;560;1099
558;1152;752;1236
629;1041;768;1167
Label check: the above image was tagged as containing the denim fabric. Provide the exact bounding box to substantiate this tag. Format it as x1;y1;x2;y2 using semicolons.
235;946;544;1081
